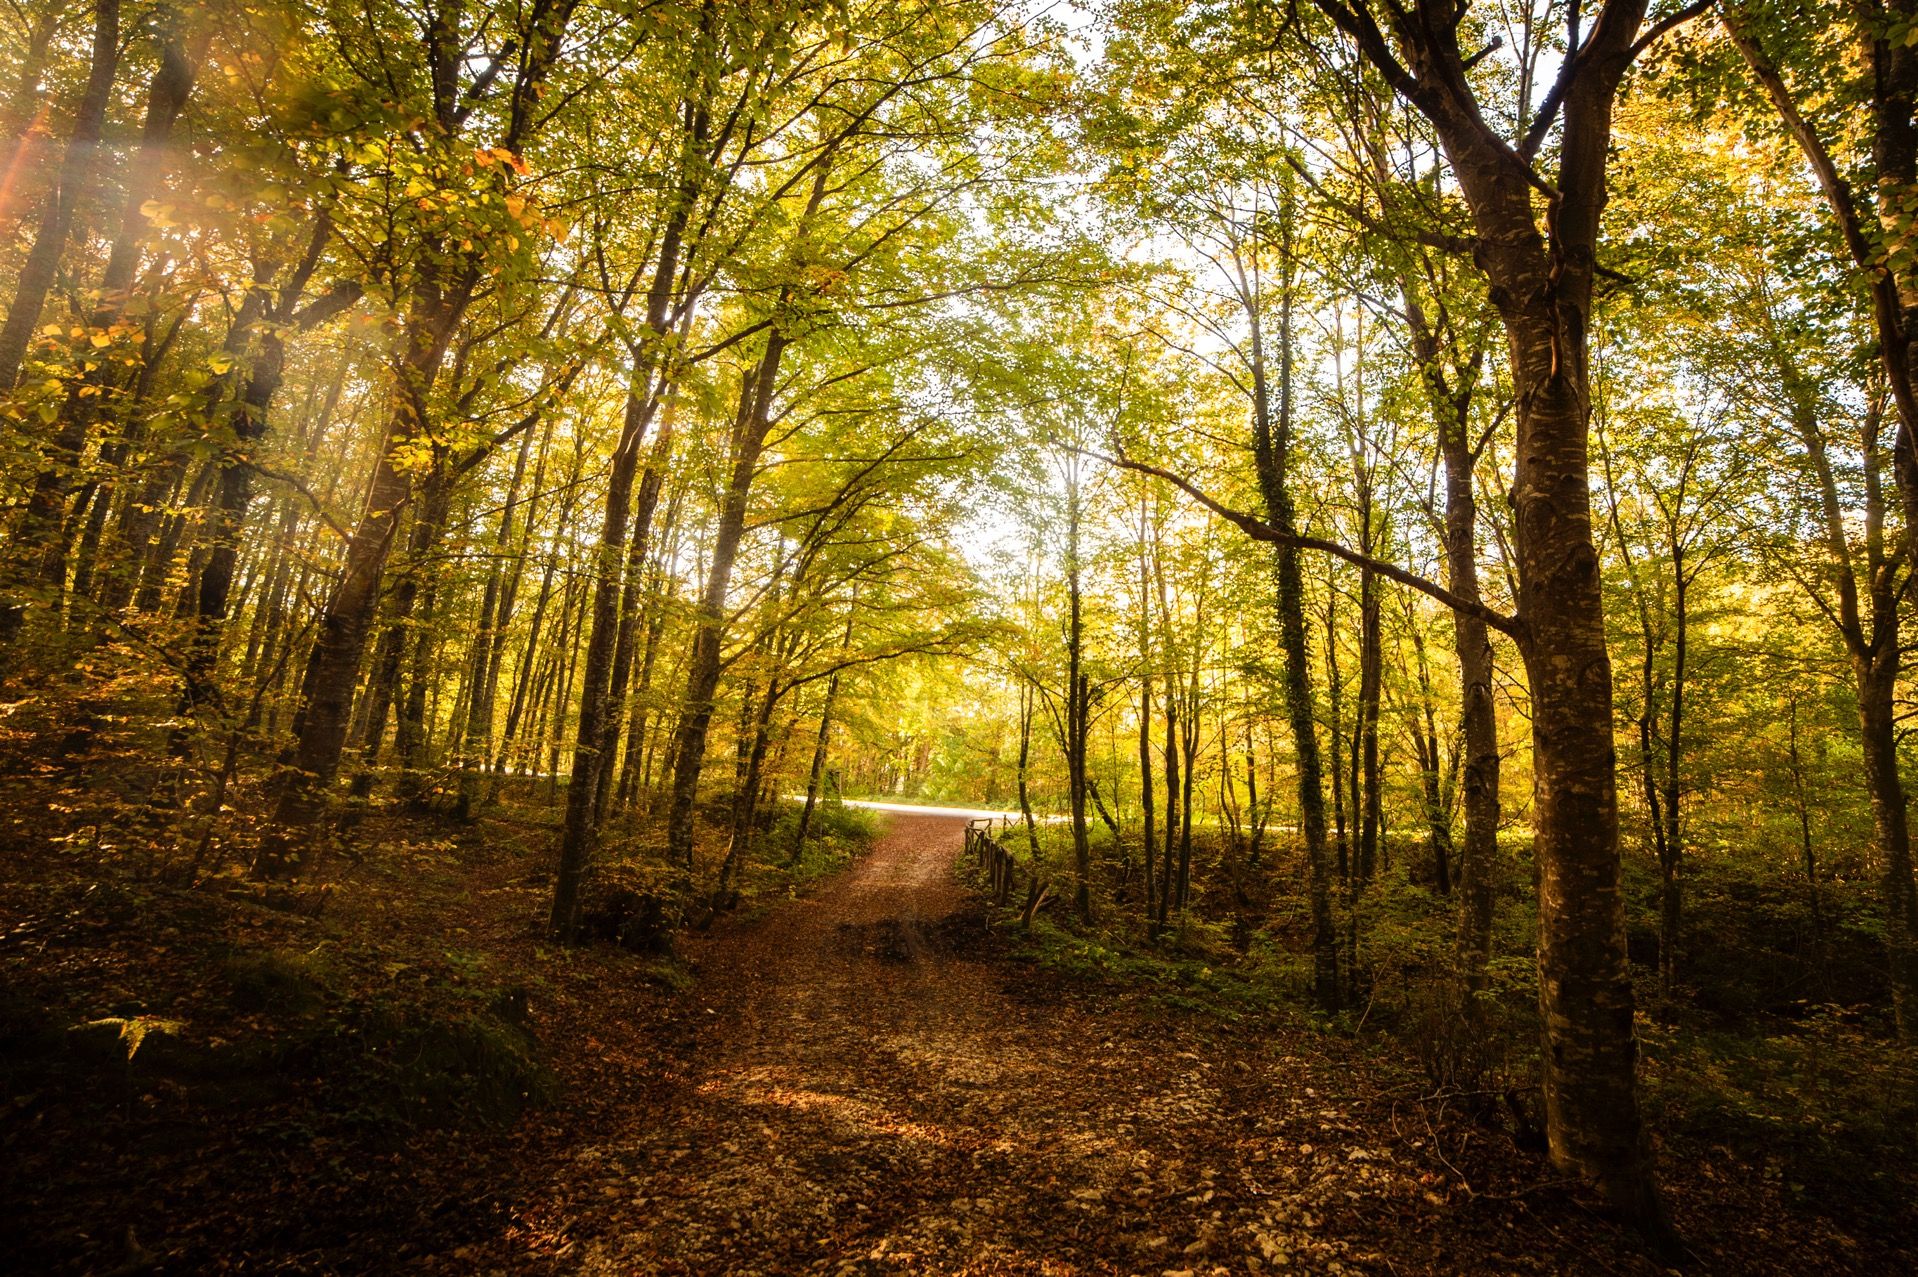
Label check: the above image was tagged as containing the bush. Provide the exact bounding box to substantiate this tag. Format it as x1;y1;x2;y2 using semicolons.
577;858;689;954
1642;1009;1918;1228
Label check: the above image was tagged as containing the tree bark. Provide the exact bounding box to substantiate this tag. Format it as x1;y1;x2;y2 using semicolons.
1441;421;1501;986
1307;0;1663;1224
259;274;472;874
0;0;118;391
1248;210;1338;1006
1064;455;1092;922
661;331;785;874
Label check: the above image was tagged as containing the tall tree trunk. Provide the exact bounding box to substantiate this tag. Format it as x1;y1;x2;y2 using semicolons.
456;418;542;818
661;332;785;875
259;271;473;874
0;0;118;391
1440;426;1500;987
792;669;842;859
350;465;450;799
1065;457;1091;922
0;0;119;654
1507;327;1651;1224
1155;690;1177;934
1858;654;1917;1035
594;407;678;819
551;379;664;930
1136;670;1155;918
792;604;856;858
1354;565;1382;883
1303;0;1665;1219
1176;656;1198;913
1787;698;1828;985
1325;600;1349;881
1723;0;1918;1044
1135;497;1157;918
1017;679;1041;864
496;441;584;784
550;79;710;936
1248;211;1338;1006
1408;619;1453;895
717;670;782;901
27;20;196;596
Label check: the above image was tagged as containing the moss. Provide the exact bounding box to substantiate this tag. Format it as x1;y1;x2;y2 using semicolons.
225;948;333;1014
217;944;554;1130
344;1004;554;1128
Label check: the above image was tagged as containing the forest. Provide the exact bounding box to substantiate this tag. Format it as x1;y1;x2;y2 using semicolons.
2;0;1915;1272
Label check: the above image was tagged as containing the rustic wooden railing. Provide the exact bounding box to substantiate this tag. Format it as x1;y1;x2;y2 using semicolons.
965;816;1051;923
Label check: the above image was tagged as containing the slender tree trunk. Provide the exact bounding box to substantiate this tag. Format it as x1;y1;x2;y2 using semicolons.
661;332;785;875
0;0;119;653
1326;601;1349;881
793;604;857;858
793;670;842;858
551;82;709;934
1017;680;1041;865
350;466;450;799
1156;692;1177;933
1248;228;1338;1005
259;271;472;873
1065;460;1091;922
552;382;661;930
27;22;196;597
1858;654;1918;1036
1408;621;1453;894
456;421;538;818
394;502;450;805
1176;659;1197;913
496;443;584;783
1135;497;1157;918
0;0;118;391
1355;566;1382;883
1439;431;1501;987
1656;564;1689;991
717;671;782;901
1136;670;1155;918
594;406;678;819
1787;698;1828;986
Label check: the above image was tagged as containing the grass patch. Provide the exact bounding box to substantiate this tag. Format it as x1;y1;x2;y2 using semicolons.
1007;910;1287;1023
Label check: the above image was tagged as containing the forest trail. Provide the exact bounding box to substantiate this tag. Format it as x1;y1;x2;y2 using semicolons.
434;814;1649;1276
494;810;1368;1275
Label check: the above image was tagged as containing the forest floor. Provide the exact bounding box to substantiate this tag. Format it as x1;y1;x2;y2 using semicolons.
407;813;1861;1277
4;809;1902;1274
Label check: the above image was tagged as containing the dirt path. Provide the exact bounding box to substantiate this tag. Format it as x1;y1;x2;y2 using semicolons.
436;813;1671;1275
448;816;1431;1275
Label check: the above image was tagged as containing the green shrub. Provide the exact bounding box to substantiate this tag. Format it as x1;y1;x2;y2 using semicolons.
1642;1010;1918;1227
225;948;332;1014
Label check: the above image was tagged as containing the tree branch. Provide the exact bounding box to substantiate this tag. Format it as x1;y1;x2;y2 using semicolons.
1094;448;1525;640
